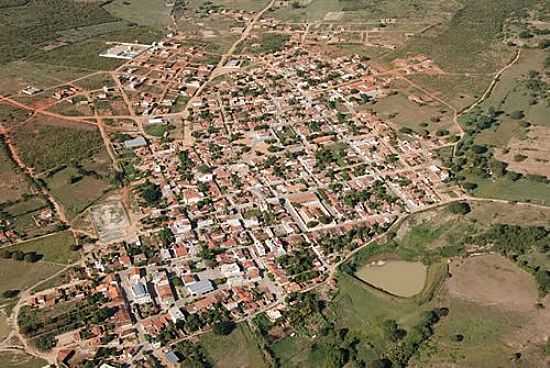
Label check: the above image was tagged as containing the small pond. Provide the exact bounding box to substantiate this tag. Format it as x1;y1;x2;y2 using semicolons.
355;260;427;297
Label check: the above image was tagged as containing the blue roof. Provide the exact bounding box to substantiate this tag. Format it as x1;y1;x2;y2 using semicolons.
132;281;147;297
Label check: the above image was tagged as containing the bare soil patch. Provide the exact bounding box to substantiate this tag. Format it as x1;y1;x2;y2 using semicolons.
447;254;538;312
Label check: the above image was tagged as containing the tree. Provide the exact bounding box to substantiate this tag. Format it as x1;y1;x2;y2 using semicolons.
23;252;41;263
462;182;477;191
141;181;162;205
159;227;175;246
34;334;57;351
510;110;525;120
448;202;471;215
12;250;25;261
2;289;19;298
213;320;236;336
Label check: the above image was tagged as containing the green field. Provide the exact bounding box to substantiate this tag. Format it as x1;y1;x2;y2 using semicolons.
269;0;452;23
370;89;456;136
468;176;550;206
45;164;112;219
0;351;49;368
104;0;173;30
0;0;117;65
0;141;30;203
0;258;63;302
6;231;78;264
201;324;268;368
412;297;529;368
12;119;106;173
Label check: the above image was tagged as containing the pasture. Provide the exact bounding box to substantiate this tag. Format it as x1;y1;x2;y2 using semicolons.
45;164;112;219
0;351;49;368
413;254;549;367
103;0;173;30
6;231;78;264
0;141;30;203
0;258;63;302
201;323;268;368
12;118;105;173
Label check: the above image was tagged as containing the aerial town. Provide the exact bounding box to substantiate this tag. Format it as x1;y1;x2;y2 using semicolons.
5;25;462;366
1;1;549;367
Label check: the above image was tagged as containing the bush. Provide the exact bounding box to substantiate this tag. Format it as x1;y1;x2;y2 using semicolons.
2;289;20;298
24;252;41;263
510;110;525;120
213;320;236;336
448;202;471;215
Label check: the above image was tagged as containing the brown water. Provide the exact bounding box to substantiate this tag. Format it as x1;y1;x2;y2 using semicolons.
355;260;427;297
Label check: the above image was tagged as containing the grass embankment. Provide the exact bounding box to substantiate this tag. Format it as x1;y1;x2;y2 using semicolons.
201;324;269;368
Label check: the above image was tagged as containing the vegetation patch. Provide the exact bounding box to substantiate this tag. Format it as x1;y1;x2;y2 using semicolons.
0;351;49;368
201;323;269;368
12;119;105;173
5;231;78;264
0;258;62;302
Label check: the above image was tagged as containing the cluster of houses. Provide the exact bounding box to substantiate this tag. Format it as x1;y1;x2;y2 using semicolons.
14;30;462;367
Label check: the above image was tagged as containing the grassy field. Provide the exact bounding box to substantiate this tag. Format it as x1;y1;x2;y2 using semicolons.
401;0;536;74
412;297;527;368
269;0;452;23
412;254;546;368
0;0;117;65
212;0;270;11
468;176;550;206
201;323;268;368
45;164;112;219
0;62;90;97
0;141;30;203
0;351;49;368
370;88;457;135
467;201;550;226
0;258;63;302
6;231;78;264
103;0;173;30
12;119;105;173
28;25;160;71
407;73;493;111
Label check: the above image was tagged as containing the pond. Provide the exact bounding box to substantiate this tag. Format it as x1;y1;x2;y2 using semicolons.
355;260;427;298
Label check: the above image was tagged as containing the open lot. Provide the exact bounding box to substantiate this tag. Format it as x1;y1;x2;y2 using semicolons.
0;258;63;302
371;86;457;136
0;351;49;368
413;254;549;368
103;0;173;30
201;323;268;368
90;201;131;243
270;0;454;23
0;141;30;203
447;255;539;312
6;231;78;265
12;118;105;174
45;163;112;219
